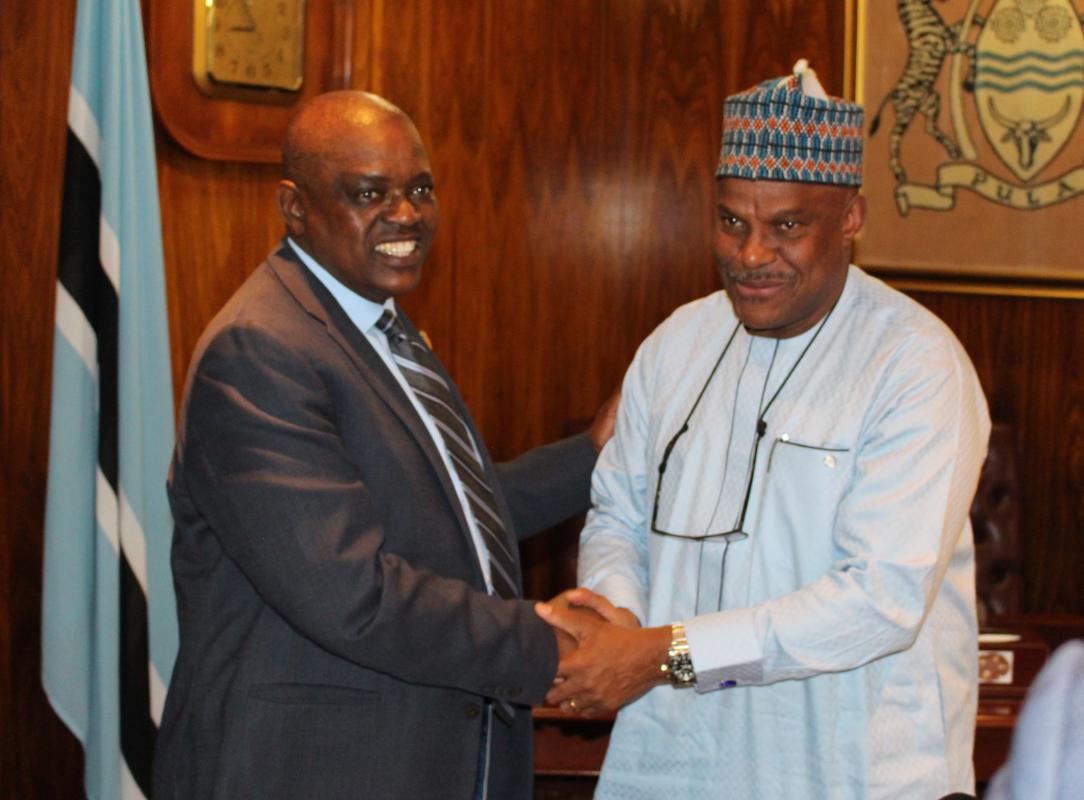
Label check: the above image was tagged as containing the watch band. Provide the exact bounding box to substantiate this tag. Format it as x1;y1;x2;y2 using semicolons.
661;622;696;688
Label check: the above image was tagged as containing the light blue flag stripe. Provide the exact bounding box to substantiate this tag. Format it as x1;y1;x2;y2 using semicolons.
43;331;99;739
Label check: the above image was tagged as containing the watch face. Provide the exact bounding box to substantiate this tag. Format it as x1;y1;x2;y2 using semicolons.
672;664;696;685
197;0;306;93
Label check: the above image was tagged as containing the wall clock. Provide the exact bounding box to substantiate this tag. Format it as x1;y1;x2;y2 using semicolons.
148;0;353;163
193;0;306;96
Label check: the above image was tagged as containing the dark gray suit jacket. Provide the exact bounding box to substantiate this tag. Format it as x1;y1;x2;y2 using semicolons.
153;243;596;799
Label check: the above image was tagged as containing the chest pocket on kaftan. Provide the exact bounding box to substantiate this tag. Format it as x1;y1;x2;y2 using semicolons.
764;436;854;521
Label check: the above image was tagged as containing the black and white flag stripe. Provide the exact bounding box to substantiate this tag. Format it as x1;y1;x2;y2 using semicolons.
58;92;157;799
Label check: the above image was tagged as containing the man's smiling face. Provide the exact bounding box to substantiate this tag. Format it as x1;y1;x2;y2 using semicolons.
280;100;439;303
714;177;865;338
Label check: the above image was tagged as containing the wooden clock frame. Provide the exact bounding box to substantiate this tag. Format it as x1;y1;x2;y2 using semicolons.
148;0;355;163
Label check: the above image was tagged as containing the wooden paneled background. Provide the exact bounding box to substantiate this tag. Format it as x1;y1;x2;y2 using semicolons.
2;0;1081;795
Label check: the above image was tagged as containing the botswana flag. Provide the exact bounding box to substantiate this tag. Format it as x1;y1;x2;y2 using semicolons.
42;0;177;797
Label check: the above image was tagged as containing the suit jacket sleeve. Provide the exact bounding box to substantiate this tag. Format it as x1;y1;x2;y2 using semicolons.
174;318;558;705
496;432;597;540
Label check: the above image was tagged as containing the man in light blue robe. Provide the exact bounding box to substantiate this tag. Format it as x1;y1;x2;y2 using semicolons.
537;61;991;799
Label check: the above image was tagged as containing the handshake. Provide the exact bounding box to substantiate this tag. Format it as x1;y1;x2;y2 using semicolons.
532;588;673;718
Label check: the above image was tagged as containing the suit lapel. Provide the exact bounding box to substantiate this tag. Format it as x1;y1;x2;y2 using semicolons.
264;244;498;582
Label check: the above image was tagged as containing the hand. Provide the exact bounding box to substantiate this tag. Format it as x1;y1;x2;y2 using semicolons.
544;602;603;660
544;589;619;682
553;625;578;660
547;587;640;629
587;386;621;453
535;601;670;717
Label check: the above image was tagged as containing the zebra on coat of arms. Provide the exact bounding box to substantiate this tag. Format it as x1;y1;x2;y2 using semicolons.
869;0;1084;214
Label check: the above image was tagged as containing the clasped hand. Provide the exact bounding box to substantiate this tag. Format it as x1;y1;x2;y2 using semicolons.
535;588;671;717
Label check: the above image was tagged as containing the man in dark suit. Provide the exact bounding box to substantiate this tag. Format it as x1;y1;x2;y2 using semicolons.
153;91;613;799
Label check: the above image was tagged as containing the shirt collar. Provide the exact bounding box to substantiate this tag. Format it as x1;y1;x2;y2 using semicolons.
287;237;393;333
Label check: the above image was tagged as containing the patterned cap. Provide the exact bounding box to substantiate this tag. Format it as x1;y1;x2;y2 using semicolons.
716;60;864;186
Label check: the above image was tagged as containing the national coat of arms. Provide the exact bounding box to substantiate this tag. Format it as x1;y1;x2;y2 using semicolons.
870;0;1084;214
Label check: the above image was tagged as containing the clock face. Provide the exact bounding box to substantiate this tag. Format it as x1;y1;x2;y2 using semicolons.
195;0;306;94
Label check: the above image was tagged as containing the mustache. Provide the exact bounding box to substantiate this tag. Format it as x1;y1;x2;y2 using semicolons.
723;269;792;284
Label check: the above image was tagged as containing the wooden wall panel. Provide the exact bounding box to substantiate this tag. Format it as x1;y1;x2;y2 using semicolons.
156;146;284;396
2;0;1081;795
0;0;86;796
354;0;847;458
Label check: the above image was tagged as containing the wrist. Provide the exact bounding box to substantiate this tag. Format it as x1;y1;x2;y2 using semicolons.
636;626;672;687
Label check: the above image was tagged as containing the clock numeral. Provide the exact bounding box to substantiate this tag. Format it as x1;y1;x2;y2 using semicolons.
196;0;305;94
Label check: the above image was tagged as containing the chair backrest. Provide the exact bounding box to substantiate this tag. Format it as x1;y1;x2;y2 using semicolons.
970;422;1023;618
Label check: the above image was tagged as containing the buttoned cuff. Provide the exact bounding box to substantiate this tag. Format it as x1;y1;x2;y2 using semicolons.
683;607;764;692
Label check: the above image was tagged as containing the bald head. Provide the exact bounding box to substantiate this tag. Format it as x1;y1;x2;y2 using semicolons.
275;90;438;304
282;91;416;185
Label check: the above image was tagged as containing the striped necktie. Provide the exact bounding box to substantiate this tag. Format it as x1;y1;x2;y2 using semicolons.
377;309;520;600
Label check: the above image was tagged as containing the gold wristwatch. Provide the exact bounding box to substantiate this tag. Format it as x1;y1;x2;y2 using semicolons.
661;623;696;688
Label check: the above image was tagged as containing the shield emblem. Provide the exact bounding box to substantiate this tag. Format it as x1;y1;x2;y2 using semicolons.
975;0;1084;182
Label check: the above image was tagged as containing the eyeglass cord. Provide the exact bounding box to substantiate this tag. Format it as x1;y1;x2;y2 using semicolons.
688;297;841;614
